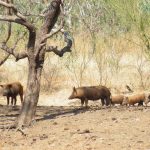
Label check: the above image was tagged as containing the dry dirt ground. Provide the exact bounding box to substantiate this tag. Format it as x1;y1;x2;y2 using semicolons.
1;102;150;150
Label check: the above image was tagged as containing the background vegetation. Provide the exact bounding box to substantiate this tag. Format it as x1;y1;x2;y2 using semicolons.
0;0;150;93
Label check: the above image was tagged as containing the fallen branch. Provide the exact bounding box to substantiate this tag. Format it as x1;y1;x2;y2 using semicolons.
15;127;27;136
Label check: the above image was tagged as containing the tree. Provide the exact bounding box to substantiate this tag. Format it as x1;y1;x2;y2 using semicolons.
0;0;72;129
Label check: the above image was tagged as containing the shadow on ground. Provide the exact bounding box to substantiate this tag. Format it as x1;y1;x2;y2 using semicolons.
0;105;96;128
0;104;149;128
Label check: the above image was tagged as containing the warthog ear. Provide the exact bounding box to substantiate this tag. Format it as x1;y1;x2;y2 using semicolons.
0;85;3;88
7;84;12;88
73;87;77;93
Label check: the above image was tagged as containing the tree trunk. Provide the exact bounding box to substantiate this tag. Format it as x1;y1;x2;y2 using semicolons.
16;56;44;127
12;0;62;128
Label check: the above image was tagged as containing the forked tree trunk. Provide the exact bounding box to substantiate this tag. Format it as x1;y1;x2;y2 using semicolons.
14;0;62;128
0;0;72;129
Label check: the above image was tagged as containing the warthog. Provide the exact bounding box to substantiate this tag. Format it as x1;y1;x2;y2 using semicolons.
0;82;23;106
111;95;125;105
68;86;111;107
122;93;150;106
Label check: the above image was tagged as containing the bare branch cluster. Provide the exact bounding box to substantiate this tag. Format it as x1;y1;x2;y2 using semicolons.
0;43;27;61
0;1;26;20
0;0;72;64
46;31;72;57
0;0;35;31
0;0;36;64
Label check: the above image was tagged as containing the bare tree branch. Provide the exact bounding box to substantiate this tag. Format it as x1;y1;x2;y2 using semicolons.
0;15;35;31
0;43;27;61
126;85;133;93
3;0;13;44
0;14;36;51
0;53;10;65
42;1;65;41
4;22;12;43
43;26;64;42
46;45;71;57
46;31;72;57
0;1;13;66
23;13;44;17
0;1;36;53
0;0;35;31
12;31;27;50
0;0;26;20
34;0;63;57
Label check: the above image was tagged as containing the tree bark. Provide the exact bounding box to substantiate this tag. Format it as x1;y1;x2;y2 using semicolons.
16;59;43;127
14;0;62;128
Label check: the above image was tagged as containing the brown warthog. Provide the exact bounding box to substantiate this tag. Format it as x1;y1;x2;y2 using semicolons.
122;93;150;106
0;82;23;106
111;95;125;105
68;86;111;107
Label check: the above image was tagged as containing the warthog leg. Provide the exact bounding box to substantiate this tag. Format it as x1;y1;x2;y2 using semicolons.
7;96;10;105
81;99;85;107
101;99;105;106
85;98;88;108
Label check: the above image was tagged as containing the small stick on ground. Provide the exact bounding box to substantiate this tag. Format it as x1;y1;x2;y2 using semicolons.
15;127;27;136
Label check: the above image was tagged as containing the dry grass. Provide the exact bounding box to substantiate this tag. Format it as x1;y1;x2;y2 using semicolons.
0;32;150;96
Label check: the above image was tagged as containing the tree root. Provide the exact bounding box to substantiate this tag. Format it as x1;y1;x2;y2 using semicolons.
0;123;27;136
15;127;27;136
30;118;37;127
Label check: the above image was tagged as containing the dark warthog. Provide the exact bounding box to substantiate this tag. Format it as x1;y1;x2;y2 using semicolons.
0;82;23;106
68;86;111;107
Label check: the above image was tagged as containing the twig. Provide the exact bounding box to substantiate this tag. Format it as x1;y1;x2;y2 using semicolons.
0;0;26;20
15;127;26;136
0;42;27;61
0;53;10;66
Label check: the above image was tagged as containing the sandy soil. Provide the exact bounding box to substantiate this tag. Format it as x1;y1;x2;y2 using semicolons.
1;101;150;150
